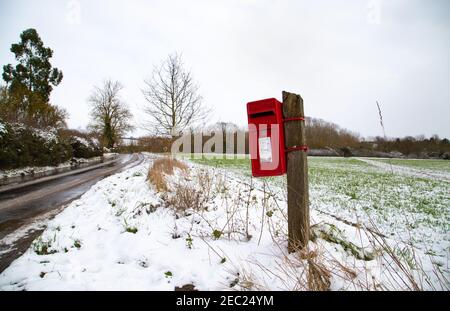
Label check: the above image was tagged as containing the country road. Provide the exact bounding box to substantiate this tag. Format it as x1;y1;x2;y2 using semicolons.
0;153;145;273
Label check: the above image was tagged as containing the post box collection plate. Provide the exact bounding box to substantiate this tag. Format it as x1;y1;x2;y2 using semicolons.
258;137;272;163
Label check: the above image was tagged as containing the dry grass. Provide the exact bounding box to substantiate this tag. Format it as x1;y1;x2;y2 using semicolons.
149;158;448;291
147;157;188;192
170;183;203;212
307;258;331;291
168;170;214;213
148;159;211;213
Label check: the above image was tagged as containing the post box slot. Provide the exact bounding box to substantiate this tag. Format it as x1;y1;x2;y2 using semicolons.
249;110;275;119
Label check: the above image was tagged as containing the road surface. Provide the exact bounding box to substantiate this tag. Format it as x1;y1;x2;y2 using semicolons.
0;153;145;273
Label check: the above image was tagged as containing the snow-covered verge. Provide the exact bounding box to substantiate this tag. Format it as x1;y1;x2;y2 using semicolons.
0;154;447;291
104;153;119;160
0;157;104;180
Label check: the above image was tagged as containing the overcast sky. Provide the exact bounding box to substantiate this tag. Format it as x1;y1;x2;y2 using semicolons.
1;0;449;138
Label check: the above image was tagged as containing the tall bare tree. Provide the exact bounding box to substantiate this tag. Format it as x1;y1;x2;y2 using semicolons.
88;80;133;148
142;53;208;136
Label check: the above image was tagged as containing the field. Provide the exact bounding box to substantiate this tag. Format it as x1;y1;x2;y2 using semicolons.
189;156;450;264
371;158;450;174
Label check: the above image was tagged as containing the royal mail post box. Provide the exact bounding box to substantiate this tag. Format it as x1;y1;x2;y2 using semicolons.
247;98;286;177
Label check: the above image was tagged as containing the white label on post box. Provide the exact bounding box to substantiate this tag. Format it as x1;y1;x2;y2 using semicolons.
258;137;272;163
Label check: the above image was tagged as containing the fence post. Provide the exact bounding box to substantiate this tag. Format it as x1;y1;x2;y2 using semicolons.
282;91;310;252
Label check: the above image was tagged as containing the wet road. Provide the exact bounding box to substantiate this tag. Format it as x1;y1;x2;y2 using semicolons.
0;153;145;273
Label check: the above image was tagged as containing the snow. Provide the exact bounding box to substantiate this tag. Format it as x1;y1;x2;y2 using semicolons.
0;121;6;136
358;158;450;182
34;128;58;144
0;207;65;257
0;122;58;143
104;153;119;160
0;157;103;179
0;154;447;291
73;136;91;147
91;138;100;147
3;123;58;144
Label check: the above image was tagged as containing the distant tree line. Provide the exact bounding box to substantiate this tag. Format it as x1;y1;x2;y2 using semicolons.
360;135;450;159
305;117;360;149
120;118;449;160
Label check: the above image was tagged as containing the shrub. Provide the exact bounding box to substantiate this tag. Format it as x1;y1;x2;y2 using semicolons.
60;129;102;159
339;147;353;158
0;122;104;170
165;170;212;213
69;136;102;158
0;122;73;169
170;183;203;212
147;157;188;192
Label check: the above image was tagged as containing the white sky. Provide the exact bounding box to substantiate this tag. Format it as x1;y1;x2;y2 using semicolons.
1;0;449;138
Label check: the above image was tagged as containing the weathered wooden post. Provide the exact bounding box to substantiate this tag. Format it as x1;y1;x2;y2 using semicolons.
246;93;310;252
282;91;310;252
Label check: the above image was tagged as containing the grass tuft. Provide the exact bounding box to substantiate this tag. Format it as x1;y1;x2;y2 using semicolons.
73;239;82;249
32;237;57;255
147;157;188;192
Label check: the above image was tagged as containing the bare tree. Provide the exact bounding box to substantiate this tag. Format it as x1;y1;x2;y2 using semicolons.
88;79;133;148
142;53;208;136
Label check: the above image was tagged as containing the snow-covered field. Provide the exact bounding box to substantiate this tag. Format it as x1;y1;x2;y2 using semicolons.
0;154;448;291
359;158;450;182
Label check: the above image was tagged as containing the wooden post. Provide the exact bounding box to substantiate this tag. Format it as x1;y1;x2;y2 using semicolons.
282;91;310;252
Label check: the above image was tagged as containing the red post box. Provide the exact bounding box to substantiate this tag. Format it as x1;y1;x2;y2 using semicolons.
247;98;286;177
